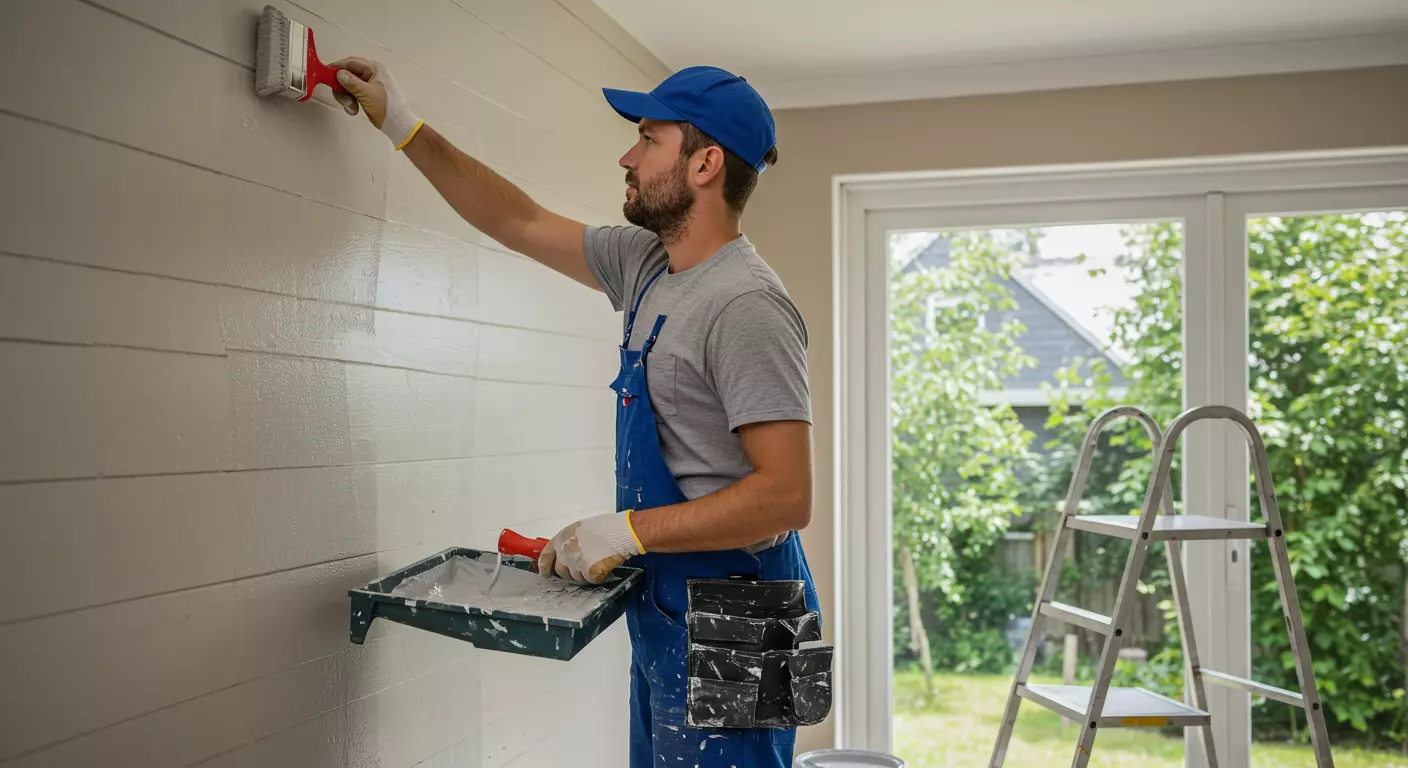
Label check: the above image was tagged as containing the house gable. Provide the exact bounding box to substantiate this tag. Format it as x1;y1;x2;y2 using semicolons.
904;235;1130;393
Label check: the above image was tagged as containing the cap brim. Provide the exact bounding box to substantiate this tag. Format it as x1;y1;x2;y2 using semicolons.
602;88;685;123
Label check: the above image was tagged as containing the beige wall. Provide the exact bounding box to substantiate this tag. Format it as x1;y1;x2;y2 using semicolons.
753;64;1408;754
0;1;668;765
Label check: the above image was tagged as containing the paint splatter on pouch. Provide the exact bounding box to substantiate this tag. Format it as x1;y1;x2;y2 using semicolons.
682;579;834;729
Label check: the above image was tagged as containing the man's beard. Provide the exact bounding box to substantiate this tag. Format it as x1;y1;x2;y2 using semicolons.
624;161;693;243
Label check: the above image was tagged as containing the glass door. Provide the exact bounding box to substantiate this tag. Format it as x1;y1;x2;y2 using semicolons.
1227;190;1408;766
875;200;1201;767
841;153;1408;767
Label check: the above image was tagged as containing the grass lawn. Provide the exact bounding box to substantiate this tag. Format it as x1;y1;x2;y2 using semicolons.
893;670;1407;767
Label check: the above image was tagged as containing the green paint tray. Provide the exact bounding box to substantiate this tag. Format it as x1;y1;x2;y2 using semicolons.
348;547;642;661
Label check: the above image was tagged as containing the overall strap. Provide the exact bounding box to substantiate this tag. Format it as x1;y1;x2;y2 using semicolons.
623;264;670;346
639;315;669;360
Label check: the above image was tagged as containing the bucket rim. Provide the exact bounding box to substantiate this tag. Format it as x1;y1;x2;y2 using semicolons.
794;748;907;767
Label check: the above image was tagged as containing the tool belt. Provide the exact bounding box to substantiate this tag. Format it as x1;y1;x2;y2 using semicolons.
683;579;834;729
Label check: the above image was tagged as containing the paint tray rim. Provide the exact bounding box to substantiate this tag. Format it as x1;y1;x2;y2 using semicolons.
348;546;642;630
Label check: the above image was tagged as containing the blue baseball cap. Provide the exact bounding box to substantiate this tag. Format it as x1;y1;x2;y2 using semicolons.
603;66;776;173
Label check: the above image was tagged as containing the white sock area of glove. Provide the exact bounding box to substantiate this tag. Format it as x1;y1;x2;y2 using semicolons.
600;518;642;557
555;513;641;582
381;97;421;149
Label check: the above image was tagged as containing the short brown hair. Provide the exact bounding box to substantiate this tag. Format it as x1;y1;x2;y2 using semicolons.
678;122;778;214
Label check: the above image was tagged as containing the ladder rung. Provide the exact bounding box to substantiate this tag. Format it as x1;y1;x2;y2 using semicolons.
1201;669;1305;708
1066;514;1269;541
1040;601;1114;634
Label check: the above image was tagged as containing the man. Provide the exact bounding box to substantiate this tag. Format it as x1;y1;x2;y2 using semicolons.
334;59;821;767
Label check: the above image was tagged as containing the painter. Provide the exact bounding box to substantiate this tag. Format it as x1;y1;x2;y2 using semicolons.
326;52;832;768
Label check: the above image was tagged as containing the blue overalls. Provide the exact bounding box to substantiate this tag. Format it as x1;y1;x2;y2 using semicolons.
611;265;822;768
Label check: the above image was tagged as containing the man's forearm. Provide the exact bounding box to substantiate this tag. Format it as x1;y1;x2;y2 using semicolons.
630;471;811;553
334;60;591;283
402;125;538;249
400;125;594;286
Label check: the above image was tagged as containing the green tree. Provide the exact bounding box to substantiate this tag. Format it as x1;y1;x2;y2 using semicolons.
1042;214;1408;745
1244;213;1408;743
890;232;1037;684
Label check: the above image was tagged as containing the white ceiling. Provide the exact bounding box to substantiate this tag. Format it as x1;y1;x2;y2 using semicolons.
593;0;1408;108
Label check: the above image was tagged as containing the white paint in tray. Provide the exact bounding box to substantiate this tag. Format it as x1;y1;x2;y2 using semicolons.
387;552;615;623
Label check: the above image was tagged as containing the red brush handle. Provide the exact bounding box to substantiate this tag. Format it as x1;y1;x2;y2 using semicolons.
498;528;550;561
298;27;349;102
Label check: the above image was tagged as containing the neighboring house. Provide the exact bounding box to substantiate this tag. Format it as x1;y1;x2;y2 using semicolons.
902;235;1129;452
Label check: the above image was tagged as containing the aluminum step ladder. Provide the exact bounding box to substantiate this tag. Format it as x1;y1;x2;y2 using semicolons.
989;405;1334;767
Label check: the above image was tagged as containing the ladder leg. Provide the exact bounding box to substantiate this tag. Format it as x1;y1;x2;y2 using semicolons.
1249;432;1335;767
1070;722;1099;768
1070;533;1148;768
1264;526;1335;766
1155;405;1338;767
992;410;1128;766
990;522;1076;767
1071;429;1177;768
1165;536;1220;768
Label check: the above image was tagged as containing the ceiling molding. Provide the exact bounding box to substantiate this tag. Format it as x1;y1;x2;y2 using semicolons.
759;32;1408;110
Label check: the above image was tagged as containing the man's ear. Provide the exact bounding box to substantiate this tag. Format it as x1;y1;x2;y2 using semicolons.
693;145;726;185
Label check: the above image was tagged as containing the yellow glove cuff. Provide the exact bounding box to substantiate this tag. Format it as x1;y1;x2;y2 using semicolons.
393;119;425;151
625;509;646;554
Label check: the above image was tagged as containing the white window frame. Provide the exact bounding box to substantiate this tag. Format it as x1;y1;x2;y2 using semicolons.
924;293;985;333
831;147;1408;766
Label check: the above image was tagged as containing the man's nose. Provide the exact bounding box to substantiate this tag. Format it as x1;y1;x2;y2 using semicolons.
620;144;641;170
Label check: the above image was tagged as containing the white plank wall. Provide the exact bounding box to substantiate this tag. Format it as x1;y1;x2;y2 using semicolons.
0;0;668;765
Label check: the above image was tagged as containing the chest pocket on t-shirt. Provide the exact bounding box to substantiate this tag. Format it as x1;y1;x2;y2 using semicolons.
646;353;680;422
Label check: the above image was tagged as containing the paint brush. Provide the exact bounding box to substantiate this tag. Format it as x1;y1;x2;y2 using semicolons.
253;4;349;103
485;529;550;594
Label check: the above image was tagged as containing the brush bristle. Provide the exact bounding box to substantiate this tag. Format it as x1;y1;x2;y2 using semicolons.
254;5;292;97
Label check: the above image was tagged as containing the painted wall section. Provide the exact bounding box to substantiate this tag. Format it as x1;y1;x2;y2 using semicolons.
0;1;670;765
748;65;1408;753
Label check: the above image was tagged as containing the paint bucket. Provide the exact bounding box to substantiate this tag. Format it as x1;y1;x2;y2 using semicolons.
794;749;907;767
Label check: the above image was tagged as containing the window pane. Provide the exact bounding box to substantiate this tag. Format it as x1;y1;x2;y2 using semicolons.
889;222;1187;766
1245;210;1408;764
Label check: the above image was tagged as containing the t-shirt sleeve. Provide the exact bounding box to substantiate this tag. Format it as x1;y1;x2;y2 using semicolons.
583;225;659;311
706;290;812;432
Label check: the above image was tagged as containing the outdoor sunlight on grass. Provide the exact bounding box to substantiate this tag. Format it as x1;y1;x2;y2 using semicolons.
892;671;1408;768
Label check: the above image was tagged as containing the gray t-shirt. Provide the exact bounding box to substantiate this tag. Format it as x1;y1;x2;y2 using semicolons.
584;226;811;537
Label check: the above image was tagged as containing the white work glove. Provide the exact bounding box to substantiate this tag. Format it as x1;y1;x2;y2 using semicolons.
331;57;424;150
538;511;645;585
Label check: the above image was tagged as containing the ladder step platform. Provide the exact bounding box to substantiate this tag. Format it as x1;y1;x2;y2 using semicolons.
1018;684;1211;728
1066;514;1269;541
1039;601;1113;634
1201;669;1306;708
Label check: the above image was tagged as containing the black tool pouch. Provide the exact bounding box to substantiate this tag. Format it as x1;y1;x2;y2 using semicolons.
683;579;834;729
